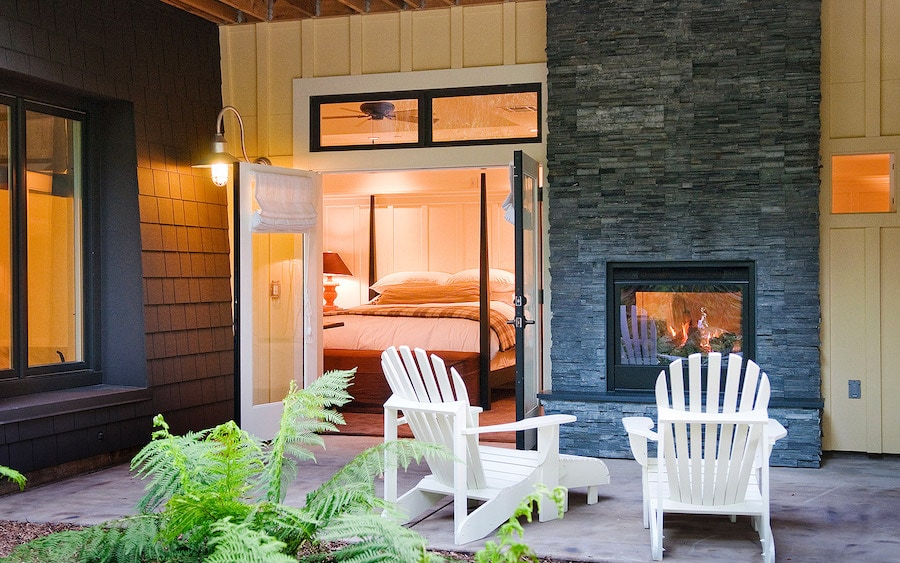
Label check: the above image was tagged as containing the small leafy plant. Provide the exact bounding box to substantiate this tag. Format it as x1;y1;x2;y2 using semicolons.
0;465;26;491
474;485;567;563
5;368;449;563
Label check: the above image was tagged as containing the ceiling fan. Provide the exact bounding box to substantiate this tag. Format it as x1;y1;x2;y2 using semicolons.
324;101;419;125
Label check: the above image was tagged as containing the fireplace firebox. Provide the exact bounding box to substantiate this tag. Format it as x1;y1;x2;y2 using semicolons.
607;262;755;392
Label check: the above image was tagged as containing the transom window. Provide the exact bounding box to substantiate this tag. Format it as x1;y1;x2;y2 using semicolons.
311;83;541;151
0;93;92;388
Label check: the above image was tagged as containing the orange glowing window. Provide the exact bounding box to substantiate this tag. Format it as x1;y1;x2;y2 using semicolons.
832;153;895;214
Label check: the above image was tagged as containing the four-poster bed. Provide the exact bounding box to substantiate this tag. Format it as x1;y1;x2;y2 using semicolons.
322;174;516;411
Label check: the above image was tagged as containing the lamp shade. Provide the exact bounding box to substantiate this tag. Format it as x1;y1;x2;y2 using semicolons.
323;251;352;276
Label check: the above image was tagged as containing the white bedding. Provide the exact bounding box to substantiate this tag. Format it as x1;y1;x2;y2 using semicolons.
323;301;515;363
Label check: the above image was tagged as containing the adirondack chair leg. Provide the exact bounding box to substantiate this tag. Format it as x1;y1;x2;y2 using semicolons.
455;482;537;545
650;506;664;560
557;453;609;508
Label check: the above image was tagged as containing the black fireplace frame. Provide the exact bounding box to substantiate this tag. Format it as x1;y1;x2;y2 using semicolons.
606;261;756;393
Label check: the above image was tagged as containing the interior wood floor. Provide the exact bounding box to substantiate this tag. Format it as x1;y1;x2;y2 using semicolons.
334;388;517;443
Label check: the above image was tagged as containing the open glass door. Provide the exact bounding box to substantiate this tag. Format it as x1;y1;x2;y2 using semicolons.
513;150;543;450
233;162;322;440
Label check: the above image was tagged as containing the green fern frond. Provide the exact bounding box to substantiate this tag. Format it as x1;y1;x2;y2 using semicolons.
305;368;356;409
304;440;448;530
204;420;265;501
318;512;444;563
3;514;168;563
308;440;447;506
130;416;218;513
0;464;26;491
248;502;321;554
205;517;297;563
263;370;354;503
159;492;253;547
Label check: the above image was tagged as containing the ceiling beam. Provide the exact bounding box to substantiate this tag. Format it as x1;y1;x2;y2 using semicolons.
160;0;241;24
278;0;316;18
217;0;272;20
335;0;366;14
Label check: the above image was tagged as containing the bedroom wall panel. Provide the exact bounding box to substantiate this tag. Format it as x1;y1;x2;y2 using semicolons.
322;202;366;309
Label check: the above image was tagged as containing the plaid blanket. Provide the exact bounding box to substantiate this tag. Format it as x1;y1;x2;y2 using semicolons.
326;303;516;351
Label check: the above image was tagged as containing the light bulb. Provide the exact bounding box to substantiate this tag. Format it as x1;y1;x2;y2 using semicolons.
211;163;229;187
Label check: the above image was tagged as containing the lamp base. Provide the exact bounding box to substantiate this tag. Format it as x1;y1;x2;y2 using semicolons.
323;278;339;312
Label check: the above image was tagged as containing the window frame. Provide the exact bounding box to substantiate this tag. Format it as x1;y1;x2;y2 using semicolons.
0;88;100;395
310;83;542;152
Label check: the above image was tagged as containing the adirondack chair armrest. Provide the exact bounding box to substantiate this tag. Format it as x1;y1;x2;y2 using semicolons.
461;413;576;436
767;418;787;444
622;416;657;440
622;416;657;467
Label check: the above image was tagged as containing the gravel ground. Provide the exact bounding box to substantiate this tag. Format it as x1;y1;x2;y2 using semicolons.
0;520;84;558
0;520;571;562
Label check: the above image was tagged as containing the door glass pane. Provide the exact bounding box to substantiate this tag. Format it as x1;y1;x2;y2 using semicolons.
251;232;305;405
26;110;82;367
0;104;10;370
521;169;539;419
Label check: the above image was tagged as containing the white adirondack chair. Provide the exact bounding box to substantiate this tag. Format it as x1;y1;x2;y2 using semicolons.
621;305;657;364
381;345;610;545
622;353;787;562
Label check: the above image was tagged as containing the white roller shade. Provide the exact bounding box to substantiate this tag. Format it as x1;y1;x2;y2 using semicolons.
250;170;317;233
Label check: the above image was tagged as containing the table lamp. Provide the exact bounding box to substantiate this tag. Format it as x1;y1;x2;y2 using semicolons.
323;251;352;311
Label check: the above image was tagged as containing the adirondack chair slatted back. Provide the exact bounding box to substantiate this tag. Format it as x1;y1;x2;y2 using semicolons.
656;352;771;507
381;345;485;489
621;305;658;364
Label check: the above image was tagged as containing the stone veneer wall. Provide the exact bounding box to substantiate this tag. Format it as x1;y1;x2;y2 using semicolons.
541;0;823;467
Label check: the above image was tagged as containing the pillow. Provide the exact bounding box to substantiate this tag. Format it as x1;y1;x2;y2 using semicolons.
375;281;481;305
491;290;515;305
446;268;515;293
370;271;451;293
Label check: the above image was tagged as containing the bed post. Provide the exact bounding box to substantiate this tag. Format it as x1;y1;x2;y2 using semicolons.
479;173;492;410
368;195;377;302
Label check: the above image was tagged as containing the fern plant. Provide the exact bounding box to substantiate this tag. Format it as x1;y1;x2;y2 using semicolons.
0;464;26;491
5;368;449;563
474;485;567;563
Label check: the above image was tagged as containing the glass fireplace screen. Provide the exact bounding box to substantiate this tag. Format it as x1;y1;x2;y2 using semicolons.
608;262;754;392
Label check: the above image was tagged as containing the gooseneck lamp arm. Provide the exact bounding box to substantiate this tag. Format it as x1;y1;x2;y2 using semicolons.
193;105;252;187
215;105;250;164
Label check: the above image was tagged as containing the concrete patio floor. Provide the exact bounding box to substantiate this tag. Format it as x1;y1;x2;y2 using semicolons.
0;434;897;561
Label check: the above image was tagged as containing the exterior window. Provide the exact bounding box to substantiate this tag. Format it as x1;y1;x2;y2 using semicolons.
832;153;895;214
0;94;91;388
311;84;541;151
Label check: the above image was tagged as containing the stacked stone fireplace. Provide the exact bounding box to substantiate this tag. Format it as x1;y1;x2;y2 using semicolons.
540;0;823;467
